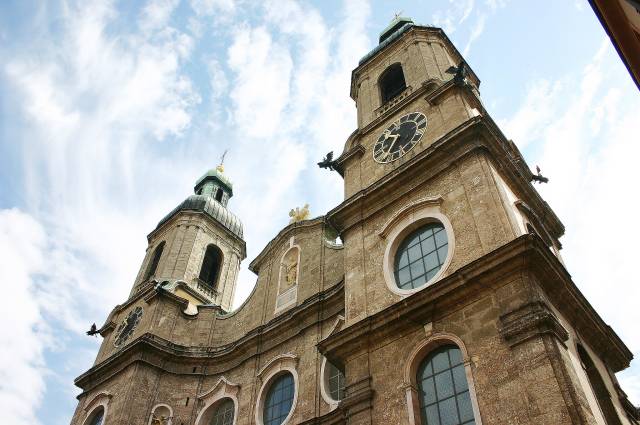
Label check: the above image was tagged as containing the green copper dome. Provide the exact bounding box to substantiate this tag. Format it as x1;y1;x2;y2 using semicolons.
156;165;243;239
379;16;414;43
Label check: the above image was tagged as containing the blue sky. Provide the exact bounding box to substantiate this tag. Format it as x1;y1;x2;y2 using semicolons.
1;1;639;424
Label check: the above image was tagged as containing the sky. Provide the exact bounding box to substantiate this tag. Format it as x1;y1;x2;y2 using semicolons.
0;0;639;424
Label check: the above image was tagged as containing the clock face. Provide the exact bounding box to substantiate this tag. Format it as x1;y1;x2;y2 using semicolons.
373;112;427;163
114;306;143;347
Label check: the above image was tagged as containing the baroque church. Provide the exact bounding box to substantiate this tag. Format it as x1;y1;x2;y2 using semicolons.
70;17;639;425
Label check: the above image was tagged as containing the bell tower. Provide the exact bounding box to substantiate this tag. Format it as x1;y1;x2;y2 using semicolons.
321;16;637;425
130;163;246;312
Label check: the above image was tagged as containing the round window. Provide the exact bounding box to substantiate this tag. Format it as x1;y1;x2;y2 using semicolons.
394;222;448;290
263;373;295;425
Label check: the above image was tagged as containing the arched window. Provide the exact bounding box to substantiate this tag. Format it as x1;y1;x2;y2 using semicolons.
395;222;448;290
199;244;223;288
379;63;407;103
144;241;165;281
215;188;224;202
209;398;234;425
87;407;105;425
263;373;295;425
577;344;621;425
417;345;475;425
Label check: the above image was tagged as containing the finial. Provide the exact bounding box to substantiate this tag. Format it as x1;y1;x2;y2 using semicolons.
289;204;310;223
393;10;403;20
216;149;228;173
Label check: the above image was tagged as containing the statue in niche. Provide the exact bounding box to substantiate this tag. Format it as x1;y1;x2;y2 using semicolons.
280;248;299;291
150;413;170;425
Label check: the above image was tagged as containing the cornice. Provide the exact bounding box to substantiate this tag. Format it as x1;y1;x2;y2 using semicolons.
327;115;565;242
351;26;481;99
146;209;247;258
74;279;345;393
248;216;326;273
499;301;569;347
318;234;631;372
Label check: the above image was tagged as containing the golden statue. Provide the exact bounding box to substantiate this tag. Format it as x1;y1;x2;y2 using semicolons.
289;204;310;223
284;261;298;287
150;414;169;425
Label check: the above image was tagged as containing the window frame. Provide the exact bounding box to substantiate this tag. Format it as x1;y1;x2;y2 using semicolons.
199;244;224;289
379;197;455;297
403;333;482;425
144;241;166;282
255;354;299;425
194;377;240;425
379;62;407;104
81;391;111;425
320;356;346;410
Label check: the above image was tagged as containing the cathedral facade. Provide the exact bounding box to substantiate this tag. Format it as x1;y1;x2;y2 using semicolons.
70;17;639;425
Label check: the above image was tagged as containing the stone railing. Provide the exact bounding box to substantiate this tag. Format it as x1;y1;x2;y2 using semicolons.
193;278;218;301
374;85;413;117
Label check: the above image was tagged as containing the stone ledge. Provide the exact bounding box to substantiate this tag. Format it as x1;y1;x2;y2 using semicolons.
499;301;569;347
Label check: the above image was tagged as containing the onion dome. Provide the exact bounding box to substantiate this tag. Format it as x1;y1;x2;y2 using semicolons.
156;164;243;239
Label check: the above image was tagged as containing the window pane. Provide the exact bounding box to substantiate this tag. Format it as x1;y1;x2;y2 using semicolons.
424;251;440;272
410;260;426;278
420;377;437;405
327;361;345;401
421;237;436;254
431;351;450;374
448;348;462;366
398;251;409;268
434;228;448;248
408;244;422;262
452;365;468;393
211;399;234;425
418;346;475;425
438;396;459;425
264;373;294;425
394;223;448;290
397;266;411;287
424;404;441;425
435;371;455;399
457;391;474;423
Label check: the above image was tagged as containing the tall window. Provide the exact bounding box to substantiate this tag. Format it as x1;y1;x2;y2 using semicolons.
210;398;234;425
577;345;622;425
144;241;165;281
215;188;224;202
199;244;223;288
263;373;295;425
379;63;407;103
417;345;475;425
87;407;105;425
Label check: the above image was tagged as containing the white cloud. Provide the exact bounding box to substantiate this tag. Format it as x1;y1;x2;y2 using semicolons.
2;1;201;421
497;79;564;148
501;41;640;403
0;209;47;425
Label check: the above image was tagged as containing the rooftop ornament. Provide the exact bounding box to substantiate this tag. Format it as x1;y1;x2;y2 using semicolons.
289;204;310;223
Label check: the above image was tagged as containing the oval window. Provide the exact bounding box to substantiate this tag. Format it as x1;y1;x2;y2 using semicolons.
263;373;295;425
394;222;448;290
325;360;345;401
